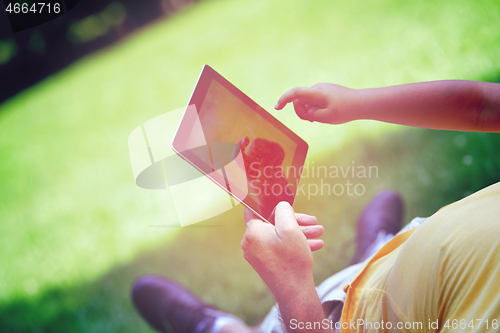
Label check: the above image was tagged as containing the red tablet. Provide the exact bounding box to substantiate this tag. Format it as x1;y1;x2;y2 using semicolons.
172;65;308;223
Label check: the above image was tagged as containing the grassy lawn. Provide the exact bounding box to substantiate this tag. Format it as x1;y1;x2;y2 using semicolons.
0;0;499;331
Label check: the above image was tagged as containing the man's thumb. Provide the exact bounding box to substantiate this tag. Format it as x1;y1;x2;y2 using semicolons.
274;201;298;232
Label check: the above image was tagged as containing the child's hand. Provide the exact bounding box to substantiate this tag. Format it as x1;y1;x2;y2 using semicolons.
275;83;358;124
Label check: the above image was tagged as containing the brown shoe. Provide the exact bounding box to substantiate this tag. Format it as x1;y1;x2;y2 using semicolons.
131;276;242;333
349;191;404;265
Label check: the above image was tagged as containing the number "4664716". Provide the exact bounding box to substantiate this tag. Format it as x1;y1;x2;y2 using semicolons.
5;2;61;14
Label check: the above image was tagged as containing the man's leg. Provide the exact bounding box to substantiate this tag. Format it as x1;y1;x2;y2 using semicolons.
349;190;404;265
131;276;261;333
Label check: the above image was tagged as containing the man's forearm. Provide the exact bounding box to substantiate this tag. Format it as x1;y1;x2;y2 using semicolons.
273;278;332;333
354;80;500;132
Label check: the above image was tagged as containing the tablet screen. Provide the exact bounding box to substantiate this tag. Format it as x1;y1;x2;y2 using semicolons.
172;65;308;222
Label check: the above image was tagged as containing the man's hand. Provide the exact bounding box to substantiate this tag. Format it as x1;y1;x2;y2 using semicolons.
274;83;358;124
241;202;322;300
243;206;324;252
241;202;331;332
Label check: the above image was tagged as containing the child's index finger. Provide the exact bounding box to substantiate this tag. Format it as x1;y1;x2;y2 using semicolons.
275;87;319;110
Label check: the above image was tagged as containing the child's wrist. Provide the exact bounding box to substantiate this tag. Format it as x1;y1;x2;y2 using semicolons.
350;88;368;121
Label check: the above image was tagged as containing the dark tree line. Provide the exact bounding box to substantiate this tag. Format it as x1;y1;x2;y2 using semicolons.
0;0;200;103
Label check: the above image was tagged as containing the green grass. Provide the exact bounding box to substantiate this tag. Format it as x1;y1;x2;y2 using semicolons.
0;0;499;331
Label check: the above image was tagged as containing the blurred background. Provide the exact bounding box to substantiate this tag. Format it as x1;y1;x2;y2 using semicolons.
0;0;499;331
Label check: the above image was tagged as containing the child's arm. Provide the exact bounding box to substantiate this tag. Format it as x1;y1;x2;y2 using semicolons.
275;80;500;132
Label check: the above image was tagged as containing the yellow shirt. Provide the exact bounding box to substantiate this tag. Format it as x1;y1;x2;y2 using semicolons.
341;181;500;333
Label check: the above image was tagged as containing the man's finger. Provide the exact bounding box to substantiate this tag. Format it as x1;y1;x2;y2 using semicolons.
274;201;299;234
275;87;323;110
308;239;324;252
242;217;272;251
300;225;324;239
295;213;318;226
